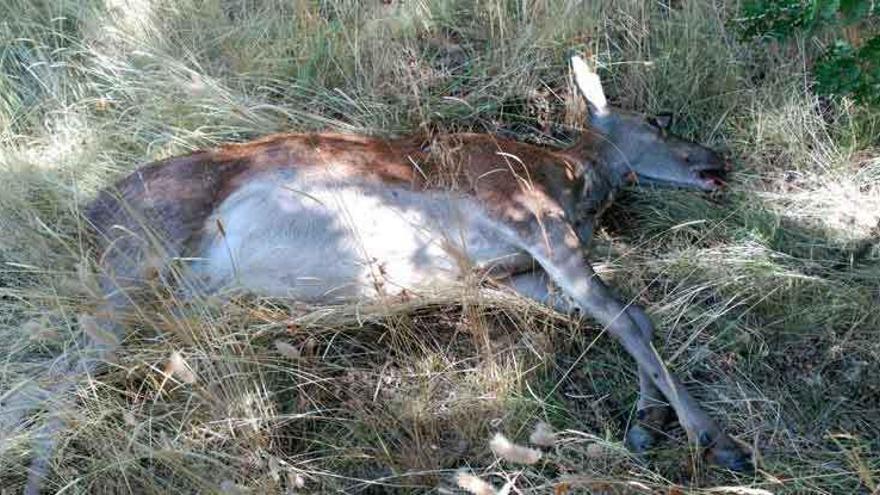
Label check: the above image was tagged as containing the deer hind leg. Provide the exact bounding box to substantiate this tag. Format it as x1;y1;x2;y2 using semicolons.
23;282;131;495
501;271;674;453
23;230;170;494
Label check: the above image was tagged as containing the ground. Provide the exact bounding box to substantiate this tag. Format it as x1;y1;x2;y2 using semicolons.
1;1;878;493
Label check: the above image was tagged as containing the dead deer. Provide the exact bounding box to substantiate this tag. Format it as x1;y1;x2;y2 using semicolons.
14;55;750;493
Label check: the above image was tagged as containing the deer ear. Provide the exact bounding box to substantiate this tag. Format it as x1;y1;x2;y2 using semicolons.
570;55;609;117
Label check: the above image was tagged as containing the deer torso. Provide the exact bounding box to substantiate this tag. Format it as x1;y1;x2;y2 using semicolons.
87;132;619;302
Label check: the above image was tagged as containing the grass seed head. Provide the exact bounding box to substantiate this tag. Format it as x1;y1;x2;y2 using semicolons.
274;339;301;359
165;351;196;384
489;432;542;465
456;470;497;495
529;421;556;447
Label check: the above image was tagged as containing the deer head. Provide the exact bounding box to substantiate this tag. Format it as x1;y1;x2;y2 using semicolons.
571;55;728;191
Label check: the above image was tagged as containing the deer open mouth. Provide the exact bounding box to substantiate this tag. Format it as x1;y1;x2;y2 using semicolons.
698;168;728;190
634;166;729;191
627;156;731;191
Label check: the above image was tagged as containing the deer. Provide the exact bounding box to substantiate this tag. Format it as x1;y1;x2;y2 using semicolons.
10;55;751;494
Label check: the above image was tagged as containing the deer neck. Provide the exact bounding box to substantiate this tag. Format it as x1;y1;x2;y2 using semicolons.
563;132;628;224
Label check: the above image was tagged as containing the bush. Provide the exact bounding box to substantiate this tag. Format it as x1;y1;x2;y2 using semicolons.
738;0;880;105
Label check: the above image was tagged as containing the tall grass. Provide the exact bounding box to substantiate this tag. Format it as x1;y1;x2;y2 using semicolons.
1;0;878;493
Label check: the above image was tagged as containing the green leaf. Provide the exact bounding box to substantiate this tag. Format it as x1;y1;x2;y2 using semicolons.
814;41;861;97
839;0;874;22
809;0;841;26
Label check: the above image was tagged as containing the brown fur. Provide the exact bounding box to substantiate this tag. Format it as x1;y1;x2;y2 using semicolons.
86;132;607;259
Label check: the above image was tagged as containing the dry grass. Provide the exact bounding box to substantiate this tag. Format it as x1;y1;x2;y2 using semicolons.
1;0;879;493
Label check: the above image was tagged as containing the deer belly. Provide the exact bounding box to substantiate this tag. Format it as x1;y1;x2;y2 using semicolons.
193;173;519;302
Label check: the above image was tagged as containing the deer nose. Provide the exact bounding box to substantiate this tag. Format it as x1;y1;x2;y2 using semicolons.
710;175;727;188
698;170;727;190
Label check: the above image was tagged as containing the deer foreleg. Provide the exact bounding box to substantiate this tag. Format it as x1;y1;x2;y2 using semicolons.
501;270;674;452
620;302;677;452
570;269;750;470
511;218;751;471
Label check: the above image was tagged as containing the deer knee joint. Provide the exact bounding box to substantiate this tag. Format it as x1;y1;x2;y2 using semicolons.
626;304;654;341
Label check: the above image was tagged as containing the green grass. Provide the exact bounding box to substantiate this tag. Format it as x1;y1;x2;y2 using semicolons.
1;0;879;493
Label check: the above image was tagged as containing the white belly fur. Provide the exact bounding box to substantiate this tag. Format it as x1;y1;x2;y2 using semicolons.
193;169;522;302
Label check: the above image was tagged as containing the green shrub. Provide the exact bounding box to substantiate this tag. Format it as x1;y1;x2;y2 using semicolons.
738;0;880;105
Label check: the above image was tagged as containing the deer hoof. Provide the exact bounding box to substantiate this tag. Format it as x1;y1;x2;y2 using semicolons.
626;424;656;453
626;406;674;453
703;432;754;473
638;404;675;427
